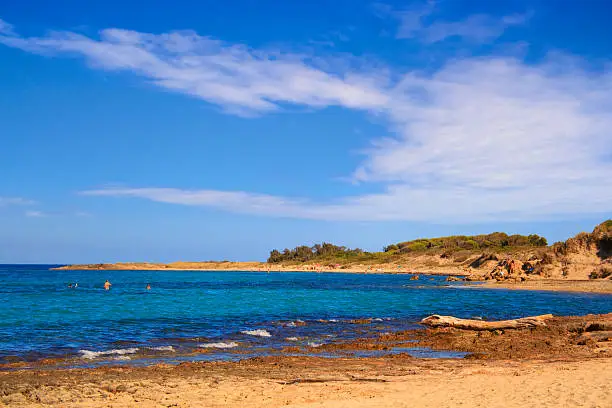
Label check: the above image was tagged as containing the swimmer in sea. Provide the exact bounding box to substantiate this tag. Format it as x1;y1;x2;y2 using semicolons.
104;280;112;290
146;283;151;290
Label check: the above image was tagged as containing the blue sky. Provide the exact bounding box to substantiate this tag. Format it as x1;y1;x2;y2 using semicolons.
1;0;611;263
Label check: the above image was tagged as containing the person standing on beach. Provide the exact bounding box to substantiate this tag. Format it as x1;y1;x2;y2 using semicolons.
104;280;112;290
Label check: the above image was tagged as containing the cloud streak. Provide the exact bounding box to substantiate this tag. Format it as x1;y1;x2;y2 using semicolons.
0;197;35;206
2;18;611;222
377;2;530;43
0;19;389;116
25;210;46;218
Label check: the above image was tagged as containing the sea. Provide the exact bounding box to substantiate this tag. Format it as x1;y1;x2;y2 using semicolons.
1;264;610;367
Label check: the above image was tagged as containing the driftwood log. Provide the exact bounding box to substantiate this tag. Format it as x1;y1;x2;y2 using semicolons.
421;314;554;331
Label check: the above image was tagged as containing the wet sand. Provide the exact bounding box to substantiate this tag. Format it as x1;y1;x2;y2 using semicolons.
478;279;612;294
1;314;610;407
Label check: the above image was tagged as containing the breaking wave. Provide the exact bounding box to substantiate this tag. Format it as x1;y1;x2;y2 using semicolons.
148;346;175;352
79;348;138;360
241;329;272;337
199;342;239;349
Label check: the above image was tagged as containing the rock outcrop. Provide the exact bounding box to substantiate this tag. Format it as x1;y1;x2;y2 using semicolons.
483;258;527;282
550;220;612;280
460;220;612;282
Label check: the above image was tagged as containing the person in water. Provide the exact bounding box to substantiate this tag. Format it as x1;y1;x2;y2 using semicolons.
104;280;112;290
146;283;151;290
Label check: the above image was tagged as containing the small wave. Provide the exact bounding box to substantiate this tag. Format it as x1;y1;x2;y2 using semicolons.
285;337;299;341
199;342;239;349
79;348;138;360
241;329;272;337
307;342;323;348
372;318;384;322
284;319;305;328
148;346;175;352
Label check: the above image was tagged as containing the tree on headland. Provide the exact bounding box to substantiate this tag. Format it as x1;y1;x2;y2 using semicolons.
268;242;364;263
268;232;549;263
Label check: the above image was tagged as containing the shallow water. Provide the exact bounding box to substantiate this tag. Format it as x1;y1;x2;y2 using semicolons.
1;265;610;365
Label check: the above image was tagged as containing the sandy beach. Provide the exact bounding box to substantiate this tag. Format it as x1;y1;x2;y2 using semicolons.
1;357;610;407
1;313;610;407
52;261;612;294
51;261;469;276
479;279;612;294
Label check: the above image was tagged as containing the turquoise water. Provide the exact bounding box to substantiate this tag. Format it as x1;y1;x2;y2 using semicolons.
1;265;610;365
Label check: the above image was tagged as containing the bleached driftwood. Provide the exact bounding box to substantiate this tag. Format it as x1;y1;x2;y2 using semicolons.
421;314;554;331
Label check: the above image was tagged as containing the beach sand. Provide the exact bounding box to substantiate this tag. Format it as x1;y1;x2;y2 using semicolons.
479;279;612;294
2;314;610;407
1;358;610;407
52;262;612;293
51;261;612;294
1;356;610;407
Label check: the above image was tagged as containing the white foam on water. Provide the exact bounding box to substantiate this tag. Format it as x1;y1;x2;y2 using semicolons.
148;346;175;352
241;329;272;337
328;319;338;322
372;318;384;322
79;348;139;360
199;342;239;349
285;337;299;341
113;356;131;361
307;342;323;348
285;319;305;328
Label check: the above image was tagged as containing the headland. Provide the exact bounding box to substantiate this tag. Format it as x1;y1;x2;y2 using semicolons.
53;220;612;293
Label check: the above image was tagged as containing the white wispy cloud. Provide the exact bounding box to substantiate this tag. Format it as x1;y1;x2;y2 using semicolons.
376;2;530;43
25;210;46;217
0;19;389;116
2;19;611;222
0;18;14;36
0;197;35;206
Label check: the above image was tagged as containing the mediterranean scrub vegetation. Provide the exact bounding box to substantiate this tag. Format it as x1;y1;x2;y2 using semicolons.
385;233;547;254
268;243;366;263
267;233;548;264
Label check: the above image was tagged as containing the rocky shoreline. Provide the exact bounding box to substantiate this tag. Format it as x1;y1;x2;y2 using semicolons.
1;313;610;407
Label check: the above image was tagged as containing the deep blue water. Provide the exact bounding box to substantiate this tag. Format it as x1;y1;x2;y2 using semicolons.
0;265;610;365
